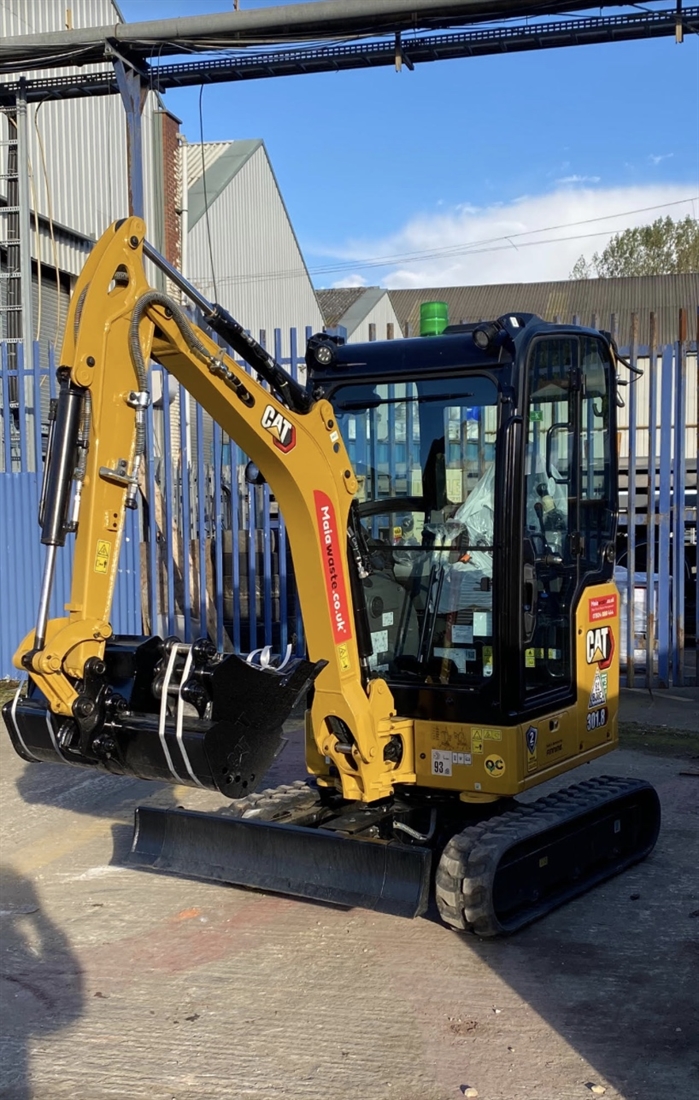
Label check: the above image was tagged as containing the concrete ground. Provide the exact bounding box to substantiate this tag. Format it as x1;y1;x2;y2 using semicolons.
1;686;697;1100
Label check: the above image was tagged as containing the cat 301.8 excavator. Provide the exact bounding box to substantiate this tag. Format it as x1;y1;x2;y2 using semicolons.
3;218;660;935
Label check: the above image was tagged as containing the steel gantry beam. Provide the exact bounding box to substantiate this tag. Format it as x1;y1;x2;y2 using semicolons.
0;1;663;72
0;7;694;105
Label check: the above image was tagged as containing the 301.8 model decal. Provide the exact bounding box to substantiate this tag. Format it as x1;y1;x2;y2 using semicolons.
587;706;608;731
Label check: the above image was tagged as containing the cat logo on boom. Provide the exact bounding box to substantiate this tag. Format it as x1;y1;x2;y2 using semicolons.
261;404;296;453
586;624;614;670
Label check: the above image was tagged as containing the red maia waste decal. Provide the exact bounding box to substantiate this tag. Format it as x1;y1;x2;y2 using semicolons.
589;593;617;623
314;490;353;643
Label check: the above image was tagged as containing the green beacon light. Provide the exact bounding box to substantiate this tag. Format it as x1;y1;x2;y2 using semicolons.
420;301;449;337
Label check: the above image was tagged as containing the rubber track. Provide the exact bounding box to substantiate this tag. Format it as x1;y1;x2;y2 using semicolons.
435;775;659;937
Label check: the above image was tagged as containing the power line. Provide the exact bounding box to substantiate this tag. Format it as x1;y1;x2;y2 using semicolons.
187;195;699;290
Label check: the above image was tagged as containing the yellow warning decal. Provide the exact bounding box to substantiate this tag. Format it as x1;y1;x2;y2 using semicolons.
94;539;112;574
482;645;493;677
471;729;483;755
482;728;502;741
337;642;351;672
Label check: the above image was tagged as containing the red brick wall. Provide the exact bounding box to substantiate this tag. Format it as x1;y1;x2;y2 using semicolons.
160;111;180;268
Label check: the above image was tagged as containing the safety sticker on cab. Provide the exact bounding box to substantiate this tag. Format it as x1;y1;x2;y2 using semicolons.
588;670;608;708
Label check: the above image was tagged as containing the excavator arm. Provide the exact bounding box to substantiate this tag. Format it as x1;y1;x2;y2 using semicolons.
8;218;415;803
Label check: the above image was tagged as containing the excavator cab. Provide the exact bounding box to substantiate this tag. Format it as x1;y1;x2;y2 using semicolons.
305;315;621;781
3;223;659;934
128;315;658;932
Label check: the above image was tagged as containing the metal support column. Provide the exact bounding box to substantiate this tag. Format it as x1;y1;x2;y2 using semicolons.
15;80;34;352
113;59;145;218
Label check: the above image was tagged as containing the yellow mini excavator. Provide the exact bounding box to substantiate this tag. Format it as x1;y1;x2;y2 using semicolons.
3;219;660;934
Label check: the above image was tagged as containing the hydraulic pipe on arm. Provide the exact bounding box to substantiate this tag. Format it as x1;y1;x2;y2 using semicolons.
11;218;416;802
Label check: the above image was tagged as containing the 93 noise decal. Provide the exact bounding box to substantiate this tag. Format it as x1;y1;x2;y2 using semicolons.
261;404;296;452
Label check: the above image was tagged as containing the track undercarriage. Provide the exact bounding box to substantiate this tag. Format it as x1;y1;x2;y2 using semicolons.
4;633;662;934
128;772;661;934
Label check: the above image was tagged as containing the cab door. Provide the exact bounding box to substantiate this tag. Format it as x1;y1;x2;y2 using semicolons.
521;333;617;716
522;336;580;706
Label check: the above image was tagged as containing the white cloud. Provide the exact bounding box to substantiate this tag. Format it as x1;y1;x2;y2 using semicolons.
555;174;601;184
331;273;367;288
648;153;674;166
322;184;697;288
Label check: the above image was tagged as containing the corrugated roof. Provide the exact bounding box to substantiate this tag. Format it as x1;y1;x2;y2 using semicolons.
187;140;262;229
317;286;390;334
317;287;368;327
186;141;230;189
389;274;699;346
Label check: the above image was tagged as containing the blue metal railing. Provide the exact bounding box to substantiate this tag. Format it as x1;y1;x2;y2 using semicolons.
1;322;696;684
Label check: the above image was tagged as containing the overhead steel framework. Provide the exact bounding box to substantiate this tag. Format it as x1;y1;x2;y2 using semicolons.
0;0;693;351
0;7;693;105
0;0;641;70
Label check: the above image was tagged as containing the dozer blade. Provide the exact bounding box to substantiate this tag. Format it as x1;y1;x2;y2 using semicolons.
127;805;433;918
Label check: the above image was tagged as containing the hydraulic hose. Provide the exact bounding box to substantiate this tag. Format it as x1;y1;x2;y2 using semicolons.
129;291;226;462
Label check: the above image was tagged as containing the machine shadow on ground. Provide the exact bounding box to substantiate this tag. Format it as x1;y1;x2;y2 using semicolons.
8;721;699;1099
0;867;84;1100
451;760;699;1100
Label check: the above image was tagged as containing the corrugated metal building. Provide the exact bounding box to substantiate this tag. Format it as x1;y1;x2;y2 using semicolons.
0;0;178;355
317;287;403;342
185;139;323;350
389;276;697;465
389;274;699;347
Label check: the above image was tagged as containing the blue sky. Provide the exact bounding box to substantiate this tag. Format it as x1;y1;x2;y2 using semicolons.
118;1;699;286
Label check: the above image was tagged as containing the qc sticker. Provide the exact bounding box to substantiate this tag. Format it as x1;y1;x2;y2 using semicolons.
484;754;506;778
94;539;111;574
